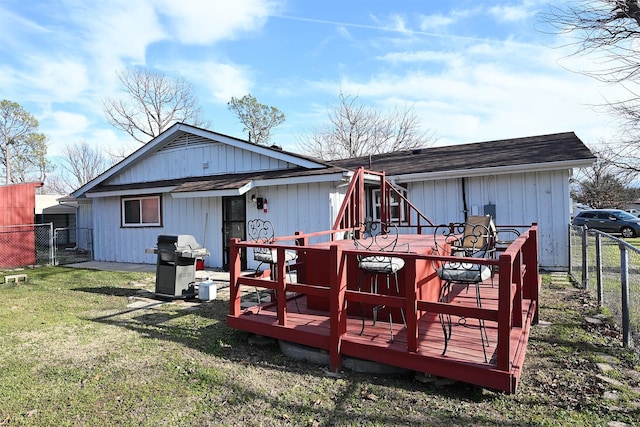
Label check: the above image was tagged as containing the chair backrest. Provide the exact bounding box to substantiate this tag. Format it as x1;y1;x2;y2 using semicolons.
433;218;495;284
495;228;520;244
352;220;404;259
461;215;495;250
433;216;495;258
247;219;274;258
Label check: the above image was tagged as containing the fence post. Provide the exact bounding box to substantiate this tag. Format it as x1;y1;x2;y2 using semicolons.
595;233;603;307
581;226;588;289
619;244;631;348
568;225;573;277
49;223;55;266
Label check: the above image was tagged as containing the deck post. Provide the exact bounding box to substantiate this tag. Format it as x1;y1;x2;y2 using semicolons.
523;224;540;323
497;252;513;371
276;247;287;326
329;245;346;371
358;169;365;224
511;251;523;328
229;238;241;316
404;256;418;352
380;171;387;224
294;231;307;283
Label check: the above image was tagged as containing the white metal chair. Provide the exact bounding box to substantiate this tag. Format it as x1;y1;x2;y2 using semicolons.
353;220;408;342
433;215;495;361
247;219;298;313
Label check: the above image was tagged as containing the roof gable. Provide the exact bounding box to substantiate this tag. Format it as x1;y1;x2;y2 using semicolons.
72;123;328;198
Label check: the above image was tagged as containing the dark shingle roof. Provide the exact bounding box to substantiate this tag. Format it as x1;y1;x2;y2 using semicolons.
330;132;595;175
88;166;348;194
86;132;594;195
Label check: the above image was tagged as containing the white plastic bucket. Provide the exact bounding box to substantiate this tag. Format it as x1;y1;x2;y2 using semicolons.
198;281;216;301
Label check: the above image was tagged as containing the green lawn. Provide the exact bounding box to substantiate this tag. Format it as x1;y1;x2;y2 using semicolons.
0;267;638;426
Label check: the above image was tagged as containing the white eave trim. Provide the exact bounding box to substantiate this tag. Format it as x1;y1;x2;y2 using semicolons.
85;186;177;198
252;172;349;187
171;181;254;199
391;159;595;183
171;188;248;198
170;172;349;199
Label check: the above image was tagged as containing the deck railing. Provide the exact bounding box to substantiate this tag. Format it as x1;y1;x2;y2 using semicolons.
332;167;435;233
228;224;540;392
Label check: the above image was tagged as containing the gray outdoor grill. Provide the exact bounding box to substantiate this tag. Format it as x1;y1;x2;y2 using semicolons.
148;234;209;299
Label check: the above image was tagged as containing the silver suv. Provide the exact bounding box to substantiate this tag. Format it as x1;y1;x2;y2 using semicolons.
572;209;640;238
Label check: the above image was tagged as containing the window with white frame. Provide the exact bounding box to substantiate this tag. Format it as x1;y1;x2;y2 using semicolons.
121;195;162;227
372;187;407;222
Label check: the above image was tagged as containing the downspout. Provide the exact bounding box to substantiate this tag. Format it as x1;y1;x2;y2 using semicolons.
461;177;468;221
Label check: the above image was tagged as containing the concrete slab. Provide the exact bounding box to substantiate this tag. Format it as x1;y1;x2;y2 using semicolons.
65;261;157;273
63;261;232;283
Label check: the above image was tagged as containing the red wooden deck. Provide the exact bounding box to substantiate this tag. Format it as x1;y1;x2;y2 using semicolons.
227;226;540;393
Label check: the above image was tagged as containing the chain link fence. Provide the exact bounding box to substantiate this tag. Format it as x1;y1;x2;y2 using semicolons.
53;227;93;265
569;225;640;348
0;224;93;268
0;224;54;267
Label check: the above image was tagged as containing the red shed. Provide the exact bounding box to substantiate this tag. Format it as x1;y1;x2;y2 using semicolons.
0;182;43;268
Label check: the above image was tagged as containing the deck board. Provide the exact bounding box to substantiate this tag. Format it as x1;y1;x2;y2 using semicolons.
230;281;533;375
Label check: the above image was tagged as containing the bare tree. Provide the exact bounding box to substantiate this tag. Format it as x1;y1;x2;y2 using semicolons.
571;146;638;208
0;100;50;184
228;94;285;145
298;92;437;160
545;1;640;83
104;67;211;144
544;1;640;169
47;142;111;194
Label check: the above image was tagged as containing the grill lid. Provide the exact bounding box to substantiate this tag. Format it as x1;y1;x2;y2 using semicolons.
152;234;210;258
157;234;203;250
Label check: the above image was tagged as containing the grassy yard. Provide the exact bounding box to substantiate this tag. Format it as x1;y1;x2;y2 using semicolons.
0;267;639;426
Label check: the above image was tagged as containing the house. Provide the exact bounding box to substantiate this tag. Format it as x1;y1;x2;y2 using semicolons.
35;195;76;227
71;123;595;270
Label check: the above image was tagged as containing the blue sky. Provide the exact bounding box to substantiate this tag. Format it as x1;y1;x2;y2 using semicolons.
0;0;622;159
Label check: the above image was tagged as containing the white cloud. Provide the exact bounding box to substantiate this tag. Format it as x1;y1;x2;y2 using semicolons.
156;0;277;44
377;50;462;64
176;60;253;104
50;111;90;134
23;59;89;103
418;14;455;31
40;111;91;154
332;33;620;149
488;1;540;23
75;0;166;88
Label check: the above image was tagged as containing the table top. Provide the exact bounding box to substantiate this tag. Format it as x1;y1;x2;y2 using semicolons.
308;234;440;255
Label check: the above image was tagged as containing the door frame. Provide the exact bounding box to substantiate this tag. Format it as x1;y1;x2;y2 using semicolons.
222;195;247;271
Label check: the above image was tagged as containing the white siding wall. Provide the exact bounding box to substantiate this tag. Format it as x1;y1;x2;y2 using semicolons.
88;168;570;269
408;170;571;269
76;201;93;229
91;181;343;269
244;182;342;270
107;143;294;185
92;195;223;266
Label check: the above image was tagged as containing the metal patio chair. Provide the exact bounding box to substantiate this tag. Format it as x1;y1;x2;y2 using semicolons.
352;220;409;342
433;215;495;361
247;219;298;313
